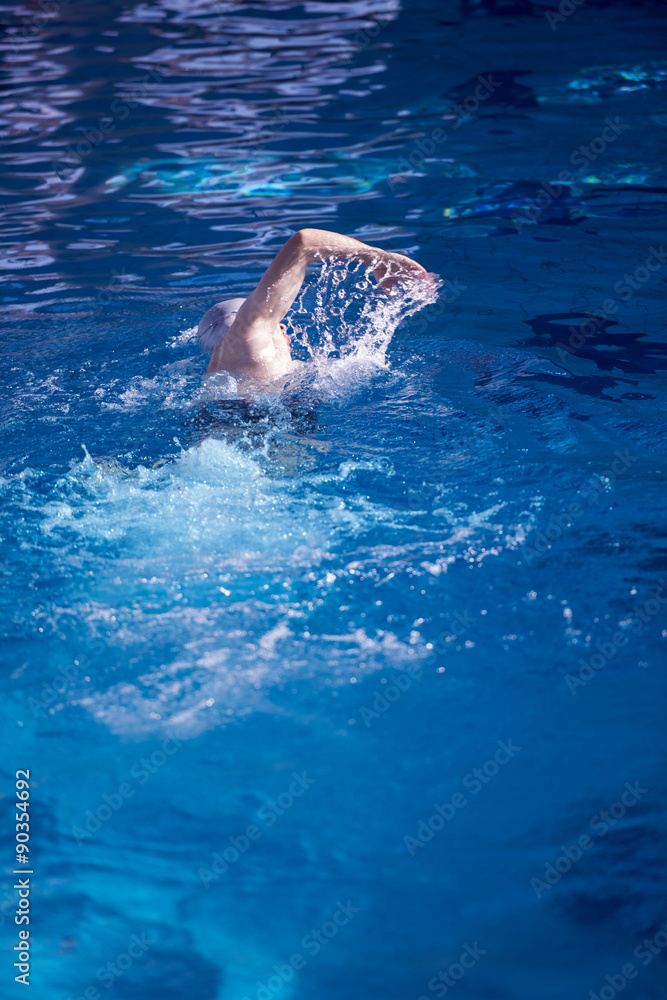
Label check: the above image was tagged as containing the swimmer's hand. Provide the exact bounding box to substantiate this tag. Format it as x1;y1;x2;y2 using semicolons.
372;253;432;295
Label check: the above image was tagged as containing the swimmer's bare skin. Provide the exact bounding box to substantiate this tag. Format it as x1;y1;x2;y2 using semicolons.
206;229;432;383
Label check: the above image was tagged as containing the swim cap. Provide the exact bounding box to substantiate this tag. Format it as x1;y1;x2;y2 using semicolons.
197;297;246;353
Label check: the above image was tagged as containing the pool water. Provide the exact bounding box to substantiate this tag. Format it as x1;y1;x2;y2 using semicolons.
1;1;666;998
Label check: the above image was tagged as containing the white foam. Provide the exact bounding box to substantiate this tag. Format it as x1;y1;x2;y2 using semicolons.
29;439;427;736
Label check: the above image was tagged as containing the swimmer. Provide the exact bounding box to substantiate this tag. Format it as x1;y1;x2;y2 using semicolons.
197;228;432;385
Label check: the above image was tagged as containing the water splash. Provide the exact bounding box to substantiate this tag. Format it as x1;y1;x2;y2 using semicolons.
13;435;434;736
289;255;441;374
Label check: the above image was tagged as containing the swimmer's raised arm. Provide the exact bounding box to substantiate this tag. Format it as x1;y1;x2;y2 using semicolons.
238;228;430;323
206;228;431;380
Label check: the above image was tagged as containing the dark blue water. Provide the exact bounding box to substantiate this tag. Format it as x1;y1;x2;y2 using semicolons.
2;1;667;998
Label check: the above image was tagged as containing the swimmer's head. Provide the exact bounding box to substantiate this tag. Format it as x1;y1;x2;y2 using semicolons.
197;297;246;353
198;297;291;354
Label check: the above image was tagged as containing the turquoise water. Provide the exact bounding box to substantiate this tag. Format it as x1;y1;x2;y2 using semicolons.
1;1;666;998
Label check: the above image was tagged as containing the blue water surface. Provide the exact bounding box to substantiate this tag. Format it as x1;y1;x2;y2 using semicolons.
1;1;666;998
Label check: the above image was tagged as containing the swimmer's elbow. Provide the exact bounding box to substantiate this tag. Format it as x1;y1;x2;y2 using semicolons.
293;228;318;245
292;228;328;257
